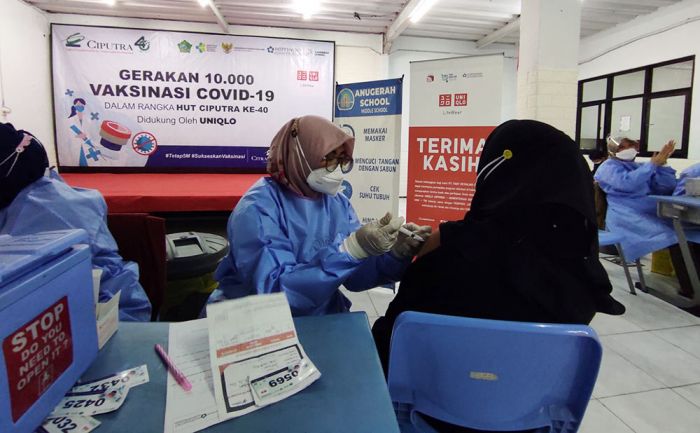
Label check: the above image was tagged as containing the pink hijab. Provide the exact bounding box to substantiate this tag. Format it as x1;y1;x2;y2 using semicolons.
267;115;354;199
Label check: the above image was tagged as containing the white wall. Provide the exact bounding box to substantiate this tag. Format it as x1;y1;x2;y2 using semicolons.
579;0;700;172
0;0;53;164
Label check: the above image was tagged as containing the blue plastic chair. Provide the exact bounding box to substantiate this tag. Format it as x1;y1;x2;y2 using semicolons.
388;311;603;433
598;230;646;295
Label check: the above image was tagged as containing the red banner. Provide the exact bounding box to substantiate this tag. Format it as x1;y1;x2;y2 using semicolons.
406;126;494;228
3;297;73;421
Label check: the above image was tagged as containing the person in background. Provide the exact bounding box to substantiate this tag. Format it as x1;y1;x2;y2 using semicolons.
588;148;608;176
595;136;678;260
674;162;700;196
0;122;151;321
207;115;431;316
596;136;700;297
670;161;700;295
372;120;625;385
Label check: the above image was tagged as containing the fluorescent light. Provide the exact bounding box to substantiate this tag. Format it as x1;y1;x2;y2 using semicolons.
198;0;210;7
293;0;321;20
410;0;437;23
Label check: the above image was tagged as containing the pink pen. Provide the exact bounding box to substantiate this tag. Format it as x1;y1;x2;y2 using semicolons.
155;343;192;391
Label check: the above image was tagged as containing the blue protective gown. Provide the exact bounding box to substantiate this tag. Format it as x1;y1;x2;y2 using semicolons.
0;171;151;321
595;159;700;261
674;163;700;196
208;177;410;316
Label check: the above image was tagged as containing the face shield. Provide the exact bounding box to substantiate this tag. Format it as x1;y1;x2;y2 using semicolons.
607;136;639;161
606;136;622;154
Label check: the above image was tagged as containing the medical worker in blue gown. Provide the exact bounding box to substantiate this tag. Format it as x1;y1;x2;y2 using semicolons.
595;136;700;295
595;136;677;261
0;122;151;321
207;115;431;316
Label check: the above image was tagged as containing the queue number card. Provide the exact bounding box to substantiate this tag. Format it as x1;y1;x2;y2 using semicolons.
206;293;321;421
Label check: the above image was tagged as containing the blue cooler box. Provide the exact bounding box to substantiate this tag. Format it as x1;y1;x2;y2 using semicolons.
0;229;98;433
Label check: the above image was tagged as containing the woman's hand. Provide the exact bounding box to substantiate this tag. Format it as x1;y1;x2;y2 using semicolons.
650;140;675;166
344;213;403;259
391;223;432;258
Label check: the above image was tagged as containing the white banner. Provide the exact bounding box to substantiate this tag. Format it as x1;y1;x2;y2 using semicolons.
407;55;503;228
335;79;402;223
51;24;334;170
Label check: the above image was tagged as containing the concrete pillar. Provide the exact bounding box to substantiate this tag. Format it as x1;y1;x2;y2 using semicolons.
517;0;581;137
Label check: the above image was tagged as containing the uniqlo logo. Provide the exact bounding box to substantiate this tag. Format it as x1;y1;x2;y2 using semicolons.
297;70;307;80
454;93;468;106
309;71;319;81
439;94;452;107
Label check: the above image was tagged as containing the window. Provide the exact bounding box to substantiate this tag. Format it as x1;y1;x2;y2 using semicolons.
614;71;644;98
580;105;605;150
576;56;694;158
648;95;687;152
610;98;642;140
653;60;693;92
582;78;606;102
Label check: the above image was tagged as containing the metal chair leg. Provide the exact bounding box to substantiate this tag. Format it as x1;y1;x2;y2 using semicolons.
616;243;636;295
635;259;648;293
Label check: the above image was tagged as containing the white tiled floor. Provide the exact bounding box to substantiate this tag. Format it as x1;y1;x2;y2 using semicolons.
342;255;700;432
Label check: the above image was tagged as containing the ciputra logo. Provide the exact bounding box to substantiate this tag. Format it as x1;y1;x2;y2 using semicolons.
134;36;150;52
65;33;85;47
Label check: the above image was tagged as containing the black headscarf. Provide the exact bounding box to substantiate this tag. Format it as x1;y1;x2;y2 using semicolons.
462;119;596;223
446;119;623;316
0;122;49;209
373;120;624;379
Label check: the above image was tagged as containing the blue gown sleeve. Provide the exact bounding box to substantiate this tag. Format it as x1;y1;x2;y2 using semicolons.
343;254;409;291
674;163;700;195
227;200;370;316
594;161;655;193
0;176;153;322
90;219;152;322
47;176;152;321
650;165;677;195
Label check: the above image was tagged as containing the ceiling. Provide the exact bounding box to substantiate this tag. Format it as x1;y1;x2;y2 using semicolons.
25;0;684;50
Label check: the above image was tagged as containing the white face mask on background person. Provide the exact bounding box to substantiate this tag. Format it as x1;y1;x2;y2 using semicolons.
616;148;638;161
306;167;344;196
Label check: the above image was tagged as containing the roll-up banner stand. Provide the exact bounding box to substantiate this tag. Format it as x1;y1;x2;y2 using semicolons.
51;24;335;172
335;78;402;223
407;55;503;229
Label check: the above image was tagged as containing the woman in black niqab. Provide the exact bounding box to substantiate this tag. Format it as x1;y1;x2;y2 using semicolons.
372;120;625;381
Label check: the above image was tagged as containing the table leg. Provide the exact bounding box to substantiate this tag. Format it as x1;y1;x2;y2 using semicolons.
672;218;700;304
635;259;647;293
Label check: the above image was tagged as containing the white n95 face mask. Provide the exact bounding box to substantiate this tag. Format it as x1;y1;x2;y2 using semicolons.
307;167;344;196
293;134;345;196
616;148;638;161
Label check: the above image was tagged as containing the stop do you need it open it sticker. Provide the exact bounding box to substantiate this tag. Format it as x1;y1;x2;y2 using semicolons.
3;297;73;422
